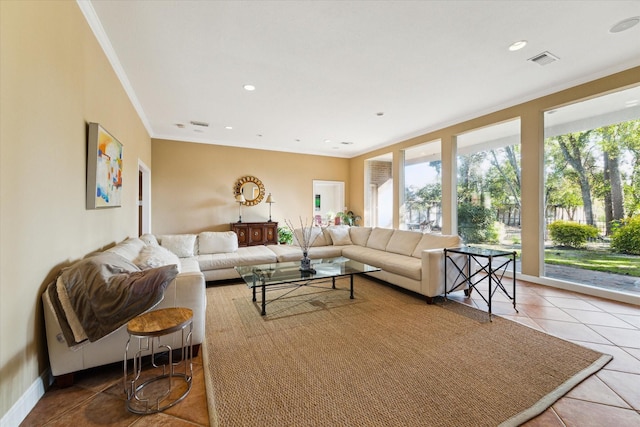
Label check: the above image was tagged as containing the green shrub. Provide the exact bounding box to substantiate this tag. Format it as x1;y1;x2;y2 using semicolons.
611;216;640;255
457;203;498;244
548;220;598;248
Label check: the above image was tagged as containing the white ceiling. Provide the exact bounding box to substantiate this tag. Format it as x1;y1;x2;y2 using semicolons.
81;1;640;158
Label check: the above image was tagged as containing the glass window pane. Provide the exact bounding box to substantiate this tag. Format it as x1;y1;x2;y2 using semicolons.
401;140;441;233
543;86;640;296
456;119;522;271
365;153;393;228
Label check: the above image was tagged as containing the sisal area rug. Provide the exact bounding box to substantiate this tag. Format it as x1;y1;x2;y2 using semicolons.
202;277;611;427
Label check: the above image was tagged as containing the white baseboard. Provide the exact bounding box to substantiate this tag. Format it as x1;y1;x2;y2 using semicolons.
1;369;50;427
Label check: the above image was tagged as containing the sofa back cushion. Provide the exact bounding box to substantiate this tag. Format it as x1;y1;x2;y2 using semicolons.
106;237;145;261
349;227;372;246
199;231;238;254
365;227;395;250
385;230;423;256
159;234;197;257
139;233;159;246
292;227;329;247
326;226;353;246
411;233;462;258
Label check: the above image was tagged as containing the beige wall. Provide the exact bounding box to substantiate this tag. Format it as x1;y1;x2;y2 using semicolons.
348;67;640;279
152;139;350;234
0;1;151;418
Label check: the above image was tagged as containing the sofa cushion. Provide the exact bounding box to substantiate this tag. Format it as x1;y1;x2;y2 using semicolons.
292;227;329;247
365;228;395;250
134;245;181;272
386;230;423;256
106;237;146;261
269;244;344;262
341;245;389;267
327;226;353;246
198;231;238;254
349;227;372;246
139;234;159;246
381;253;422;281
412;233;462;258
267;244;304;262
160;234;197;257
197;245;277;270
307;245;344;259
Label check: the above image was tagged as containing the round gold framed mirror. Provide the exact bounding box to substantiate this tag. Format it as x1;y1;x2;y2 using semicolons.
233;175;265;206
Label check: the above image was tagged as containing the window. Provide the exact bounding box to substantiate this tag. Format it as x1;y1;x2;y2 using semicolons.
365;153;393;228
543;86;640;295
401;140;442;232
456;119;522;265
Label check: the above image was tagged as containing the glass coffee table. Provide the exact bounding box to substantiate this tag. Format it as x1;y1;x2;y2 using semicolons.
235;256;380;315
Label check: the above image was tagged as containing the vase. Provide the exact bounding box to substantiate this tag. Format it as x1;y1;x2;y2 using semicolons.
300;251;315;273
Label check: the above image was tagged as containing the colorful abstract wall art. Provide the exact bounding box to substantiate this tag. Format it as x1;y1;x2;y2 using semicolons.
86;123;123;209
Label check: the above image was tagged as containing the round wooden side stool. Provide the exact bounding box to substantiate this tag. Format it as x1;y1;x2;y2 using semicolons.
124;307;193;414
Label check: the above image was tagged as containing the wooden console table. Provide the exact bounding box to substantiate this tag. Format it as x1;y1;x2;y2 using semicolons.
230;222;278;246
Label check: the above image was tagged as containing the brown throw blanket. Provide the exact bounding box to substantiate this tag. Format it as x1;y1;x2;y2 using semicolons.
48;251;178;347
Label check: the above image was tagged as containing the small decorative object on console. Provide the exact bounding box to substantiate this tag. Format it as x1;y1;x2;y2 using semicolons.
285;217;325;273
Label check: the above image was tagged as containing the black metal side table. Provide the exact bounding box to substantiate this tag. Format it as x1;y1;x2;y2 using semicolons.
444;247;518;320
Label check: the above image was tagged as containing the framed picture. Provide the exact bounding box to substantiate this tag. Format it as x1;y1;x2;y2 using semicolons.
86;122;123;209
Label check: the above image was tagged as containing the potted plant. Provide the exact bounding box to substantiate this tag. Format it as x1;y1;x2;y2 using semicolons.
277;226;293;245
336;211;361;226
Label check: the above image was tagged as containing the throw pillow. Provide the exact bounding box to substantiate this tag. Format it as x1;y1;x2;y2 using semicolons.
134;244;181;272
328;226;353;246
105;237;146;261
139;233;159;246
198;231;239;254
159;234;197;257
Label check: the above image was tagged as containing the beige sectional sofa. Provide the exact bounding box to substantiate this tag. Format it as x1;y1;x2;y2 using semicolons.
43;226;461;384
156;226;463;302
42;236;206;384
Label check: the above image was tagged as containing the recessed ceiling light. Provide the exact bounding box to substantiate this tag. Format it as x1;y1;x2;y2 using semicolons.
508;40;527;51
243;84;256;91
610;16;639;33
295;139;301;142
324;139;332;143
225;126;233;130
257;134;263;137
376;112;384;116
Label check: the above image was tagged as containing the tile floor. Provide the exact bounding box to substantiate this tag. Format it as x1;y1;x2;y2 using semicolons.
21;279;640;426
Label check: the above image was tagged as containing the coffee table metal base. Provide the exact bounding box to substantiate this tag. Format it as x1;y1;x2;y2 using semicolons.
252;274;355;316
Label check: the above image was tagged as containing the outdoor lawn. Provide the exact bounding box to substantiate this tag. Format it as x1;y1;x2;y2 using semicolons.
544;245;640;277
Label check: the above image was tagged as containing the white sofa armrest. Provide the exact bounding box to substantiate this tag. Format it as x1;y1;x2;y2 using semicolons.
420;248;469;298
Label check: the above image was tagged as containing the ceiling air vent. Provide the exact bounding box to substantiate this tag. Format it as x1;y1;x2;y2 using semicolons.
190;120;209;127
528;51;559;66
